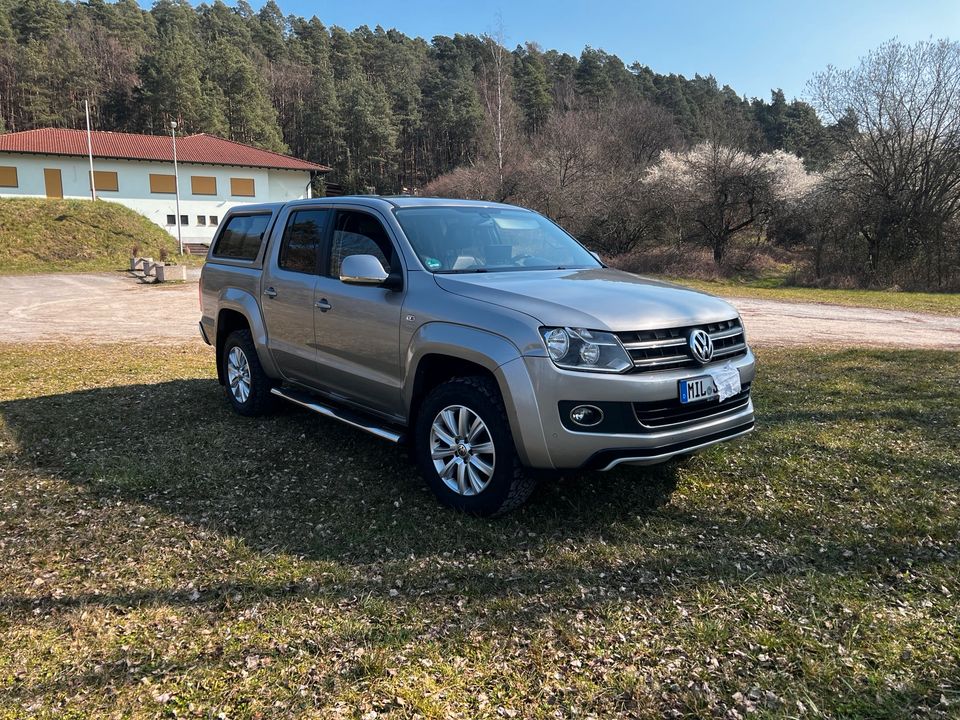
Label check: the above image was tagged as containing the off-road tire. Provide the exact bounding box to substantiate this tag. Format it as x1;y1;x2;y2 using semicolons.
221;329;276;416
415;376;537;516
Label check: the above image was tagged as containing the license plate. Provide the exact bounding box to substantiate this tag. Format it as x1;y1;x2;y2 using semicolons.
679;376;717;404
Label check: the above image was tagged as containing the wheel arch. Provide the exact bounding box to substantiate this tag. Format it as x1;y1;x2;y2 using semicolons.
214;289;280;384
403;323;550;467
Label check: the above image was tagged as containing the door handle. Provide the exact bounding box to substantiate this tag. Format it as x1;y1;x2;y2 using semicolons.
315;298;332;312
264;286;278;298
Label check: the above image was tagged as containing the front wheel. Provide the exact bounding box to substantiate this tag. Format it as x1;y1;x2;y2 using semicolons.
415;376;537;516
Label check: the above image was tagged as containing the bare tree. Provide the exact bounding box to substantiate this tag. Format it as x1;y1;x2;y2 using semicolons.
809;38;960;285
479;20;514;199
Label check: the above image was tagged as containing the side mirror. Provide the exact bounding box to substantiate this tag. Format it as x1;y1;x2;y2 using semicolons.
340;254;389;285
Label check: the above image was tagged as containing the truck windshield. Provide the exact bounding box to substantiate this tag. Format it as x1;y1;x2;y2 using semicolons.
394;206;601;273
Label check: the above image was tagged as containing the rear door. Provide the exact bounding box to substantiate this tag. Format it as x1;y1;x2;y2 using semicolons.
312;208;406;416
260;208;332;386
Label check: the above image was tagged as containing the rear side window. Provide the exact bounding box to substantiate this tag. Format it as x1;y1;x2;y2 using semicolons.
212;213;271;260
329;210;394;277
279;209;331;274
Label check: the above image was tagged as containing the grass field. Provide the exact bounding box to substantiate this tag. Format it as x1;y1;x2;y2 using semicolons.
660;276;960;317
0;344;958;718
0;198;203;275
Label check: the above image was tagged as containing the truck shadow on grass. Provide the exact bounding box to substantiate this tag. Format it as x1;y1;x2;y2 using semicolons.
0;378;681;557
1;373;957;599
2;366;959;716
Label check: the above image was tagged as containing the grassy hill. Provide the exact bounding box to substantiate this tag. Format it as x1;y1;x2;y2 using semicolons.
0;198;198;275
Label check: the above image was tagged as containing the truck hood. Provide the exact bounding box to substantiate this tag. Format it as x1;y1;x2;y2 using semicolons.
433;268;739;331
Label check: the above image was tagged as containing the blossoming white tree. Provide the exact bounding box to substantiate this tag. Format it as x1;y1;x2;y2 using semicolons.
645;142;819;264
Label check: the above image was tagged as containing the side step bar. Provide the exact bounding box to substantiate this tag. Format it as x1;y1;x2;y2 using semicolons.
270;387;405;443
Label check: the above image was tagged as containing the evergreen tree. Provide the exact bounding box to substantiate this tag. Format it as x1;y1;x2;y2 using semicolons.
513;44;552;134
137;0;225;134
287;17;344;169
419;35;483;177
575;47;612;108
203;40;286;152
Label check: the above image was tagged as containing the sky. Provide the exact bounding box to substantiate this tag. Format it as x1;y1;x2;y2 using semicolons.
167;0;960;101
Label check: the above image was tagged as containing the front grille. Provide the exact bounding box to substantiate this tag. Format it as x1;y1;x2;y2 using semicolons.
617;318;747;372
633;383;752;429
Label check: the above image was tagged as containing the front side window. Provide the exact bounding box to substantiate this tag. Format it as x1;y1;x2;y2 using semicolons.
394;206;599;273
329;210;394;278
279;209;331;274
212;213;271;261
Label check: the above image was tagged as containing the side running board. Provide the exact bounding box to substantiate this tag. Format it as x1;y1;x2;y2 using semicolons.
270;387;405;443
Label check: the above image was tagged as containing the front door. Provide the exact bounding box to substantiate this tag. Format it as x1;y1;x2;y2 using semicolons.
43;168;62;198
261;208;332;387
314;209;405;416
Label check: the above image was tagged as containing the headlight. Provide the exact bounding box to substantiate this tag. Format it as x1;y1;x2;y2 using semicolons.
539;327;632;373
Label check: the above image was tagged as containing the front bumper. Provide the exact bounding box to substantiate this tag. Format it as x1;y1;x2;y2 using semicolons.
496;349;756;470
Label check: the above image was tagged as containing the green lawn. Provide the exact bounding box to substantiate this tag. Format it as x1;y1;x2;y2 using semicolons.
660;276;960;317
0;197;203;275
0;344;957;718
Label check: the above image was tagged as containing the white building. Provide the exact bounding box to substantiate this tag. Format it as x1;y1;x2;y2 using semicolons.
0;128;330;246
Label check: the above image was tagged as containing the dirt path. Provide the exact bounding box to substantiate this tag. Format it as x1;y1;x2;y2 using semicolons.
731;297;960;349
1;272;958;349
0;272;202;344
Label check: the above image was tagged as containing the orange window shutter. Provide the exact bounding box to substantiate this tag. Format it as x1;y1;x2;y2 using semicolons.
0;166;18;187
90;171;118;192
149;174;176;194
230;177;256;197
191;176;217;195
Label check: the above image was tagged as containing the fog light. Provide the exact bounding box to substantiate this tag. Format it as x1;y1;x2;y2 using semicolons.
570;405;604;427
579;342;600;365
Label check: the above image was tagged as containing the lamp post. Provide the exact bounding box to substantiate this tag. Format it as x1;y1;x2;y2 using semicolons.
170;120;183;256
85;99;96;201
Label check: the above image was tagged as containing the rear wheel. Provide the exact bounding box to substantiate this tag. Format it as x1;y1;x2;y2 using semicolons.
415;376;537;516
221;329;276;416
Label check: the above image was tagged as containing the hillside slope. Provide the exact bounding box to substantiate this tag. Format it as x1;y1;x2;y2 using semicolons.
0;198;190;274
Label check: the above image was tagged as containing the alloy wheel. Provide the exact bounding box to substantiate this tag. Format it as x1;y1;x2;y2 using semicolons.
226;346;252;404
429;404;496;496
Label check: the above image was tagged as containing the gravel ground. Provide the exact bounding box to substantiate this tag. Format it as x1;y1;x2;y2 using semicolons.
1;271;958;348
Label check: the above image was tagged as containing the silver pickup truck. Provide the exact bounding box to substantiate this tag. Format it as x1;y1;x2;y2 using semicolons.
199;196;756;515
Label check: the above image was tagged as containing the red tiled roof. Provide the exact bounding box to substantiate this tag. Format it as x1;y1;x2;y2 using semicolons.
0;128;330;172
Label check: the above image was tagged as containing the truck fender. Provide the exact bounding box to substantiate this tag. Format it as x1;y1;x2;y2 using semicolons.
215;287;281;379
403;323;552;468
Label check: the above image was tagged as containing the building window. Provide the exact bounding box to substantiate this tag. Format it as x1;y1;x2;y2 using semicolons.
209;215;219;226
230;177;256;197
166;214;176;226
197;216;206;226
150;174;176;194
0;166;18;188
180;215;189;226
89;170;119;192
191;176;217;196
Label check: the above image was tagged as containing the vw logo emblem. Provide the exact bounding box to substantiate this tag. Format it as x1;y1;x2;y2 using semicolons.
688;329;714;364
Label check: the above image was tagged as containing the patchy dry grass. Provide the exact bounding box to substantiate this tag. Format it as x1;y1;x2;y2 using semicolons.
0;344;958;718
658;276;960;317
